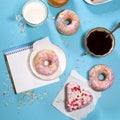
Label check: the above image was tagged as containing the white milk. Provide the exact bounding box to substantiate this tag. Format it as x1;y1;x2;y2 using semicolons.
22;0;48;26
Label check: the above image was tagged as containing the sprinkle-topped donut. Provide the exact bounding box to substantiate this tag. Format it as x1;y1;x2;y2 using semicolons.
33;49;59;76
65;82;93;112
89;64;114;91
56;10;80;35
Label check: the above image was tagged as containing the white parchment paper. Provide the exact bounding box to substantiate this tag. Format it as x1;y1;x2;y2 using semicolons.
53;70;101;120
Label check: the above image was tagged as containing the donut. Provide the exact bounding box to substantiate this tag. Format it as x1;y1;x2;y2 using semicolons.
33;49;59;76
89;64;114;91
65;82;93;112
56;10;80;35
48;0;68;7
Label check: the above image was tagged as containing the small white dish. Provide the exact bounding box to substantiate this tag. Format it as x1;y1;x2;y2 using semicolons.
84;0;112;5
29;37;67;80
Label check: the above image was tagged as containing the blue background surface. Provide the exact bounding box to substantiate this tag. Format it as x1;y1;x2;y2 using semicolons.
1;0;120;120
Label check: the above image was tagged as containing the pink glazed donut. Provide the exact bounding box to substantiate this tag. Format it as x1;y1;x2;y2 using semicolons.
89;64;114;91
56;10;80;35
33;49;59;76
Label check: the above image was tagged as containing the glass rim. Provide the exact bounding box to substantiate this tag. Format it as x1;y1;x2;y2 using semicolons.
22;0;48;26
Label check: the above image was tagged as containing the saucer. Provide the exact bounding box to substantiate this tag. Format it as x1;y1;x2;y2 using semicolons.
29;37;67;80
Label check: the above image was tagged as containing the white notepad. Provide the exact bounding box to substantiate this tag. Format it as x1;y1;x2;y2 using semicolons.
5;38;59;94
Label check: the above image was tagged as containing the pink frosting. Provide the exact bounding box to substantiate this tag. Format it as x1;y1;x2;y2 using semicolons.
56;10;80;35
89;64;114;91
34;49;59;76
65;82;93;112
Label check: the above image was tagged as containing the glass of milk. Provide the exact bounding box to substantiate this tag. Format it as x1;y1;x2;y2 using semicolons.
22;0;48;27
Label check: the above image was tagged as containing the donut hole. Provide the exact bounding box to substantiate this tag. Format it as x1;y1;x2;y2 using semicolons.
44;60;51;66
65;19;72;25
99;73;105;81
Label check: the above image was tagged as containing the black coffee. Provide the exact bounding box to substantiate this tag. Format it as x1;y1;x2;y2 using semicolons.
86;30;113;55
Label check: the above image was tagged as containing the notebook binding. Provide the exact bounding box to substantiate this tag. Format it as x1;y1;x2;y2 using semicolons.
5;45;33;55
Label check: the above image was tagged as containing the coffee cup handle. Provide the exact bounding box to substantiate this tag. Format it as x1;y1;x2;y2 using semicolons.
84;51;90;55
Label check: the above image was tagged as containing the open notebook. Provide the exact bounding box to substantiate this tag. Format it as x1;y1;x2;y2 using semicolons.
4;38;59;94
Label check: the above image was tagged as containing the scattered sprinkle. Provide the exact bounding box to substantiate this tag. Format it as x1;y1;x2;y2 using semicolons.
17;107;21;111
28;100;34;104
48;16;55;20
16;14;26;33
3;83;8;87
52;17;55;20
4;102;8;106
19;101;24;105
20;29;25;33
3;91;7;96
16;15;22;22
43;92;48;96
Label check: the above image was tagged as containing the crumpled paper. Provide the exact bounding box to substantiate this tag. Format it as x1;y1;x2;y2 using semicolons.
53;70;101;120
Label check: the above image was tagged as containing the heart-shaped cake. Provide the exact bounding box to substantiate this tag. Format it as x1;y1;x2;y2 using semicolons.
65;82;93;112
